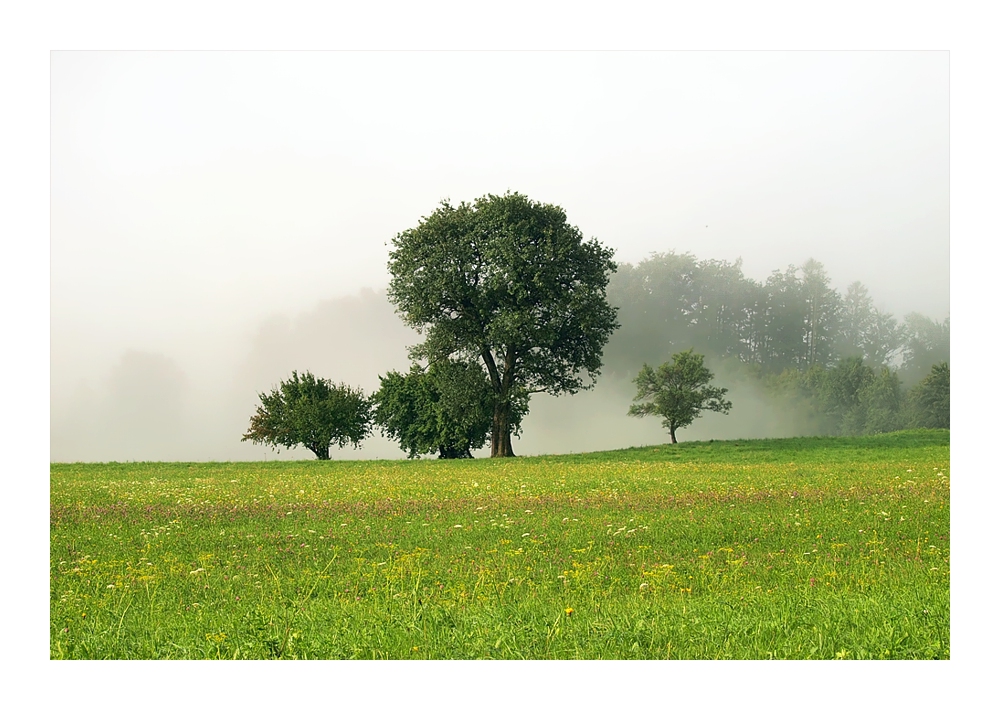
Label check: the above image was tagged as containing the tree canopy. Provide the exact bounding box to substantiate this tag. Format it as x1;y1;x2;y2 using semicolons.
627;350;732;444
242;371;371;460
387;192;618;457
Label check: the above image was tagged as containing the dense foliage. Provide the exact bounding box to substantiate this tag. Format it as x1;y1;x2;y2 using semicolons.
628;350;733;443
387;192;618;456
756;357;948;436
242;371;372;460
907;362;950;429
372;359;521;459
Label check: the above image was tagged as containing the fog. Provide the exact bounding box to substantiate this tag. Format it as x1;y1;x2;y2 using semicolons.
51;286;842;461
515;371;824;456
50;51;949;462
52;290;421;461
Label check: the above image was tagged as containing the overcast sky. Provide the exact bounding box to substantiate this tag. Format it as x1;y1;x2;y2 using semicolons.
50;50;950;461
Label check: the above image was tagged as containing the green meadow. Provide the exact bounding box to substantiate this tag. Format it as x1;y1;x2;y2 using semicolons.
50;430;949;659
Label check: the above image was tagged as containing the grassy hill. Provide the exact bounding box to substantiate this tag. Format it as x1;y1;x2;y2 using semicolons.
50;430;949;659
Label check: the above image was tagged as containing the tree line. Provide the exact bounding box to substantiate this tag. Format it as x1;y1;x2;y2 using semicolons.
243;193;949;460
602;251;949;436
604;252;948;383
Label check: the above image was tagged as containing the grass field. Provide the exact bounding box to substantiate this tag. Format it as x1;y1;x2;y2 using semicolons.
50;429;949;659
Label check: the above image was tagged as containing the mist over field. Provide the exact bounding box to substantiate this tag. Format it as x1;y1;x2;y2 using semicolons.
52;290;419;461
50;51;949;462
50;276;946;462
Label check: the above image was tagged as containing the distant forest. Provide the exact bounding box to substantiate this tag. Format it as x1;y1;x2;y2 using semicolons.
602;252;949;435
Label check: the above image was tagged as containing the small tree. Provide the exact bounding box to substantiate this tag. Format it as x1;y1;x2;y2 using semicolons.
372;359;516;459
628;350;732;443
242;370;371;460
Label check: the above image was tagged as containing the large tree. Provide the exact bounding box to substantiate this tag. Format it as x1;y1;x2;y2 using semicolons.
837;281;903;368
627;349;732;444
758;260;841;372
800;259;842;369
761;266;809;371
242;371;371;460
387;192;618;457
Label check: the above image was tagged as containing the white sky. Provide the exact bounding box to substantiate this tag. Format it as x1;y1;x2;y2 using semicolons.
52;51;949;340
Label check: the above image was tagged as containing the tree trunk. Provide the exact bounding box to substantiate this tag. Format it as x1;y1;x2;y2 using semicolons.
482;347;516;457
490;399;516;457
309;444;331;460
669;427;677;444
